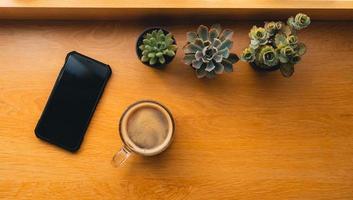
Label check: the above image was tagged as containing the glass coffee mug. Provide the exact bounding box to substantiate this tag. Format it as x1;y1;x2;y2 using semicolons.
112;100;175;167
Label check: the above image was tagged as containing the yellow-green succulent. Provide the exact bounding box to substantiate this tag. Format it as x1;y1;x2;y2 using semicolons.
257;45;279;67
249;26;269;49
265;22;277;36
241;47;255;63
139;29;177;66
240;13;310;77
287;35;298;46
288;13;311;30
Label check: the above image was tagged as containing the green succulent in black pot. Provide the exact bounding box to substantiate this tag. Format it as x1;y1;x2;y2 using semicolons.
240;13;310;77
183;24;239;78
136;28;177;68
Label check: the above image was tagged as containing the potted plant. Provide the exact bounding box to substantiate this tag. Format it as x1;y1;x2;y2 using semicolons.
136;28;177;68
240;13;311;77
183;24;239;78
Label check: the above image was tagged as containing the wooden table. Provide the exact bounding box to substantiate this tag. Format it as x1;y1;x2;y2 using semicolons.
1;0;353;20
1;20;353;199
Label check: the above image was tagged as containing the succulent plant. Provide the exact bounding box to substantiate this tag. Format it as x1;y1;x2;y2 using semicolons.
257;45;279;67
183;24;239;78
139;29;177;66
241;13;310;77
242;47;255;63
288;13;311;31
249;26;270;49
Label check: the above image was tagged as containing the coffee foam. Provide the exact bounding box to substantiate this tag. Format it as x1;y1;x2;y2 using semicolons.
120;101;174;156
126;107;168;149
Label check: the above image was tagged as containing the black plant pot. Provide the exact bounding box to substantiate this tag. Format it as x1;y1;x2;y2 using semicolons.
250;62;280;72
136;27;177;69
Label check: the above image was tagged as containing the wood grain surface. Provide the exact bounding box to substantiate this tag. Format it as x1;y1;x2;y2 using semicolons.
2;0;353;8
0;20;353;199
1;0;353;20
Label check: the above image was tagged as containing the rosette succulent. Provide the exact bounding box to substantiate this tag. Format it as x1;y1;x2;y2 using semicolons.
240;13;310;77
138;29;177;66
288;13;311;30
183;24;239;78
257;45;279;67
249;26;270;49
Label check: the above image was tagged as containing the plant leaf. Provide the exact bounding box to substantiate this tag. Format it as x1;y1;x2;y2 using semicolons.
212;38;222;48
287;17;295;29
195;51;203;61
168;44;177;51
196;67;207;78
275;33;287;46
146;33;152;39
197;25;209;41
164;50;175;57
224;53;239;64
183;54;195;65
209;28;219;43
218;48;229;58
148;52;155;58
194;38;205;49
213;54;223;63
149;57;157;65
156;52;163;57
219;29;233;41
280;63;294;77
192;60;203;69
141;55;149;62
157;29;164;36
250;40;259;49
149;37;156;45
214;62;224;74
206;71;216;79
211;24;222;35
142;39;150;45
282;25;292;36
278;54;288;63
151;30;158;38
187;32;197;43
183;43;202;54
222;60;233;72
159;56;165;64
166;33;172;39
205;60;216;72
297;43;306;56
144;45;151;51
142;50;149;56
218;39;233;51
165;38;173;46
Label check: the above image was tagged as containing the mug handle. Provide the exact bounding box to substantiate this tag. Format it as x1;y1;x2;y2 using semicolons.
111;146;131;167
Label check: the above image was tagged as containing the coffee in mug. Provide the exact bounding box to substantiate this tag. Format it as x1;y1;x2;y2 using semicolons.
112;100;174;166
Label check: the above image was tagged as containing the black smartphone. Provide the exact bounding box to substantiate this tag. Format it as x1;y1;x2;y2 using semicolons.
35;51;112;152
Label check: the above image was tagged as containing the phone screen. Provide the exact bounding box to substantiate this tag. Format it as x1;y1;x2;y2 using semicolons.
35;52;111;152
